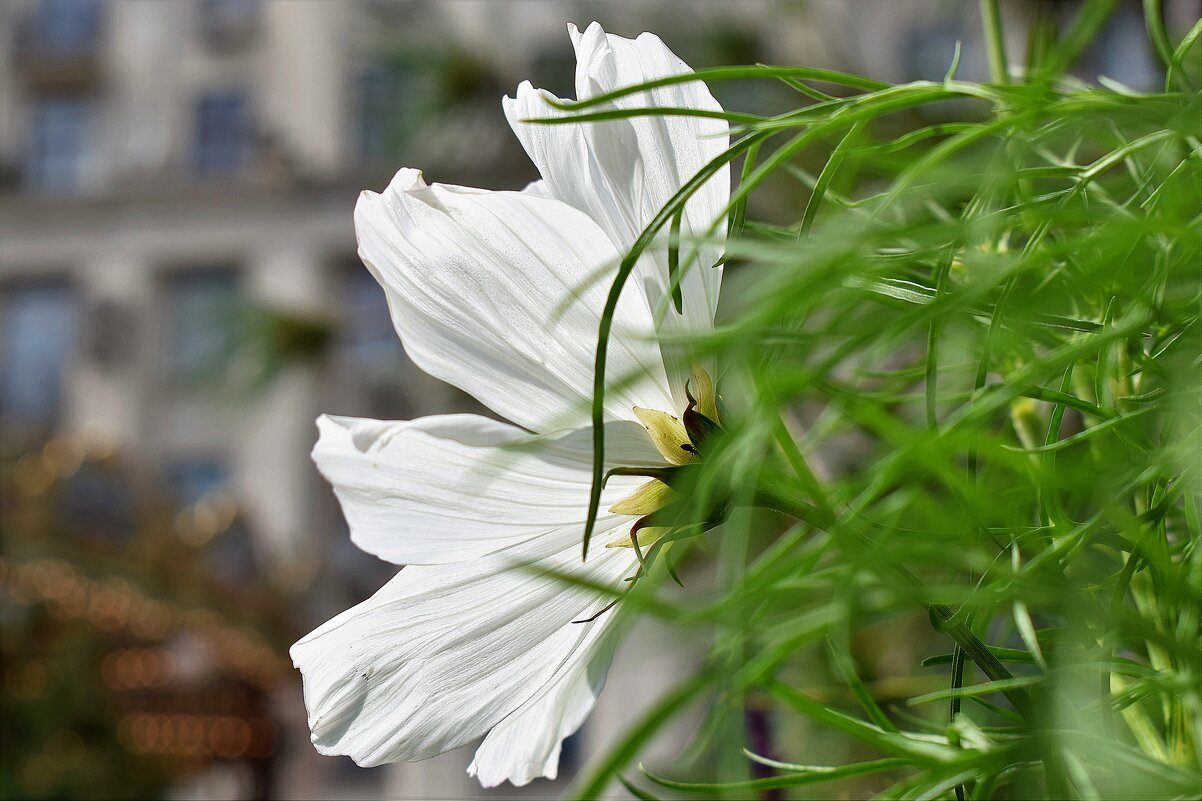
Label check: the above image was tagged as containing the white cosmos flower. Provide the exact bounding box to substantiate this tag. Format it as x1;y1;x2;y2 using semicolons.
290;21;729;788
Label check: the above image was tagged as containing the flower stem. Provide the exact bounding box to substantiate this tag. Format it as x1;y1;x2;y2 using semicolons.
950;644;968;801
751;486;1033;718
980;0;1010;84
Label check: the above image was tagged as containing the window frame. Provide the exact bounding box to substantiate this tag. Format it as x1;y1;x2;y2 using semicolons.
192;89;252;177
24;95;93;192
29;0;104;57
158;266;242;383
0;275;80;428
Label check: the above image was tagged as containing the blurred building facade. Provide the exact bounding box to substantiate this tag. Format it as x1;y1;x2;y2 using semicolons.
0;1;771;797
0;0;1183;798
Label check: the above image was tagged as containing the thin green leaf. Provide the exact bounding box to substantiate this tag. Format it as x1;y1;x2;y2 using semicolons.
641;757;910;793
568;673;710;800
907;676;1046;707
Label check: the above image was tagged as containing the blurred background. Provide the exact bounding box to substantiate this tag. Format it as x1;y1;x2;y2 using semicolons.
0;1;1187;798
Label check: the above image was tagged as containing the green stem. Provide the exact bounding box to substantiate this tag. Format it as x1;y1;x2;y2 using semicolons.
980;0;1010;84
949;643;968;801
750;487;1034;719
1142;0;1175;73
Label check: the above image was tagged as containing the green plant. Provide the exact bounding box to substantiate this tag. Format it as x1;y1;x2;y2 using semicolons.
544;3;1201;798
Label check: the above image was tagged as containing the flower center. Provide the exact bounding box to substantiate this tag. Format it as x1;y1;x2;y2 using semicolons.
606;366;722;551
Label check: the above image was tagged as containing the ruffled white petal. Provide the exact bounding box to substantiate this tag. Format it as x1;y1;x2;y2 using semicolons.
570;21;730;299
354;167;675;433
311;413;666;566
503;22;729;404
521;178;552;197
303;22;731;788
290;533;635;769
468;611;615;787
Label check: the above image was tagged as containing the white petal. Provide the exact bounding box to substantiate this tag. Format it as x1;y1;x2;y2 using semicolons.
521;178;552;198
503;82;643;258
355;168;674;432
290;534;636;768
468;614;616;787
312;413;667;565
569;21;730;289
503;23;730;402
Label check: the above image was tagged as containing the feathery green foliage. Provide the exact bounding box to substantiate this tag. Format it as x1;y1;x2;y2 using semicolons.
553;3;1200;798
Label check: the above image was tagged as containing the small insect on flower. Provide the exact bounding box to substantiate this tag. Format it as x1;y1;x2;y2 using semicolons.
291;22;728;787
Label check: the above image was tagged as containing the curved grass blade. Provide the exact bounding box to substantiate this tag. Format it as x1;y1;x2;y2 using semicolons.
568;672;710;800
544;65;890;113
617;774;662;801
906;676;1046;707
798;120;865;240
582;130;768;559
640;757;910;793
768;680;962;764
829;635;900;733
1166;18;1202;92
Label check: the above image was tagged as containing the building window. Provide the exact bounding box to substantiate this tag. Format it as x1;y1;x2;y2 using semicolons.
528;47;577;100
202;0;260;30
163;459;260;587
352;66;407;163
59;460;136;546
25;97;91;191
164;270;240;378
200;0;261;48
340;260;405;374
330;522;395;601
193;90;250;176
29;0;102;56
903;15;981;83
0;281;78;425
1081;3;1161;91
163;458;229;505
204;517;260;587
559;729;583;775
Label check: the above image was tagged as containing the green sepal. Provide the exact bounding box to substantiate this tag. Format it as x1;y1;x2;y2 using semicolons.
682;404;721;455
